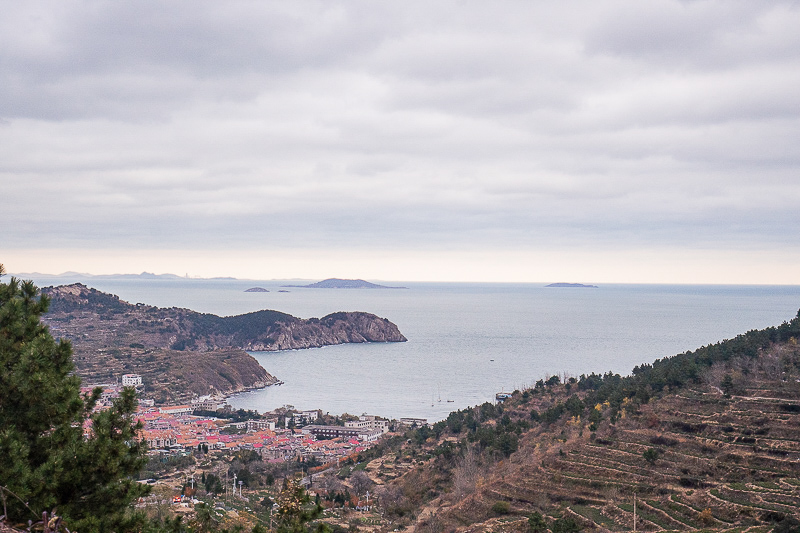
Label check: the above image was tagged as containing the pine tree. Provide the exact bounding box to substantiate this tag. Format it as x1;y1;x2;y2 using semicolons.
275;478;322;533
0;267;149;531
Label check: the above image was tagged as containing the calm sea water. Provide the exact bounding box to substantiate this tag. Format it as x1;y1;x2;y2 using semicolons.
27;275;800;422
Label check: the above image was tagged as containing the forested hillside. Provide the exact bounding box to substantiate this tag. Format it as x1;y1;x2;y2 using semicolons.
365;311;800;532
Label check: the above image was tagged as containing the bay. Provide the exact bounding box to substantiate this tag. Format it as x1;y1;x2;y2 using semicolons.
26;275;800;422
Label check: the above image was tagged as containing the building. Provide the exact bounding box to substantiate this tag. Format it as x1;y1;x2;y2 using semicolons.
191;397;224;411
143;430;178;449
300;409;320;420
345;415;389;434
294;409;321;426
247;419;276;432
159;405;193;417
121;374;143;387
400;417;428;428
302;425;383;442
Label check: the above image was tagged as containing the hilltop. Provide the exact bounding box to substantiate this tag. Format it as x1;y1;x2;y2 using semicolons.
41;283;406;403
360;311;800;532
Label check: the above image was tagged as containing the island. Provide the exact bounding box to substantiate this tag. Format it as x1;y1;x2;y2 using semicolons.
283;278;407;289
244;287;269;292
545;282;598;288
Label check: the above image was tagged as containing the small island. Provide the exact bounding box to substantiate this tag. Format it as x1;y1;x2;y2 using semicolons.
545;282;598;288
244;287;269;292
283;278;407;289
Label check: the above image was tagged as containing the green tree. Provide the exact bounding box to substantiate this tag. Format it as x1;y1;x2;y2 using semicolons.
0;269;149;531
643;447;660;465
528;511;548;533
721;374;734;398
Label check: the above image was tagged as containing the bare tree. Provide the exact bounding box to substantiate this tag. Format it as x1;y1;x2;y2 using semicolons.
703;361;728;390
318;474;343;494
350;470;373;497
758;349;783;381
425;512;444;533
377;485;407;517
452;445;481;501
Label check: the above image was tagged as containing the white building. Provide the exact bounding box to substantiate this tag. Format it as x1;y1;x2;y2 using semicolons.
121;374;143;387
400;417;428;428
345;415;389;434
247;419;276;432
300;409;320;420
191;397;224;411
302;425;383;442
159;405;193;416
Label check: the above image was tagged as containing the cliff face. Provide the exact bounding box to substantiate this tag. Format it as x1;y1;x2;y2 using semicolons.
238;312;407;351
40;283;406;402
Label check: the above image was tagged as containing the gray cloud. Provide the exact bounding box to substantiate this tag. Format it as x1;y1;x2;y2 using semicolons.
1;0;799;269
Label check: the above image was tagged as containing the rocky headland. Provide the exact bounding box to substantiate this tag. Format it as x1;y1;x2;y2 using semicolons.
41;283;406;403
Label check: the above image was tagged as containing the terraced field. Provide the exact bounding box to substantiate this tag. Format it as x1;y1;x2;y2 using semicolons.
469;384;800;531
402;337;800;533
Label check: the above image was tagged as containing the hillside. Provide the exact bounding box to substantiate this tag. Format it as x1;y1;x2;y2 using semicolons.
363;311;800;533
41;283;406;403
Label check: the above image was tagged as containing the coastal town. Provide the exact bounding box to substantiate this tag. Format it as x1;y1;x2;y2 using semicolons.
86;373;429;529
95;374;426;461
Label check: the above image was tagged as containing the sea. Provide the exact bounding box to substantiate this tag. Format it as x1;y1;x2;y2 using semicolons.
23;275;800;422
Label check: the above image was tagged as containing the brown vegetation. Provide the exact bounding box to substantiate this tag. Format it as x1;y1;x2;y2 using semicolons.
380;335;800;532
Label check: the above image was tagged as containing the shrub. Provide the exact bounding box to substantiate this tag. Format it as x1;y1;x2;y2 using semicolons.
491;501;511;515
552;517;581;533
643;448;660;464
528;511;548;533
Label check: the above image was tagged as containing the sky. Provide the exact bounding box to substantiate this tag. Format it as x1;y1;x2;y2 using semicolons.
2;1;799;283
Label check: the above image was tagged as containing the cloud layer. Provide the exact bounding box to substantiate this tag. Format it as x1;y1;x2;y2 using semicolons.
2;1;799;280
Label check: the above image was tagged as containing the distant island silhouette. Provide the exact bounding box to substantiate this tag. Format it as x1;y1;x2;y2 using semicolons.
283;278;407;289
244;287;269;292
545;282;598;288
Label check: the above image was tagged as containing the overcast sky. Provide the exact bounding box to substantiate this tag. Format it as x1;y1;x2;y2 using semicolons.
2;1;799;283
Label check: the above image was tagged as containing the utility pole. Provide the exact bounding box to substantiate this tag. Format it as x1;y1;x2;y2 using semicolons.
633;493;637;533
